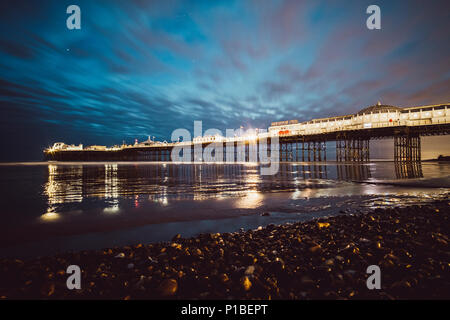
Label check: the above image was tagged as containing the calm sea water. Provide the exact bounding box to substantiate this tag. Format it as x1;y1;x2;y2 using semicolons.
0;161;449;259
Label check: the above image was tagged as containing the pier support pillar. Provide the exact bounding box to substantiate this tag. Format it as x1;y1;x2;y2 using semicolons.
394;135;421;162
394;161;423;178
336;138;370;162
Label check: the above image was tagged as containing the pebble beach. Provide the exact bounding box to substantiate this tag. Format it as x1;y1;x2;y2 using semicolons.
0;200;449;300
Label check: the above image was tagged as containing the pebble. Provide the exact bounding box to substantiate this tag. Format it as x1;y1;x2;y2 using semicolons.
245;265;255;275
0;200;448;300
158;279;178;297
241;276;252;291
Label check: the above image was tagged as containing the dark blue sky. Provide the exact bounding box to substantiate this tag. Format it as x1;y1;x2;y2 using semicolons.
0;0;449;161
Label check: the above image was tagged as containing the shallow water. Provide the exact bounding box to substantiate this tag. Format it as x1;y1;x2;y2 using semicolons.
0;161;449;258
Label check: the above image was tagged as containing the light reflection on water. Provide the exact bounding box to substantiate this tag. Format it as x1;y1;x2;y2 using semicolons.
34;162;450;220
40;211;60;222
42;163;330;216
0;161;448;258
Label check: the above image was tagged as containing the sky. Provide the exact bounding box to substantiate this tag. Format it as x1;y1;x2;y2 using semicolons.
0;0;449;161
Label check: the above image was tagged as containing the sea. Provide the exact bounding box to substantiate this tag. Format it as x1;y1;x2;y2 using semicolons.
0;161;449;259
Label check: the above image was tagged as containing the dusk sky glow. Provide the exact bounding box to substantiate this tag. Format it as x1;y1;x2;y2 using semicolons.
0;0;449;161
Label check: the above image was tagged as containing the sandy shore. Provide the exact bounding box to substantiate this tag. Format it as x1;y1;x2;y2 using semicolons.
0;200;448;300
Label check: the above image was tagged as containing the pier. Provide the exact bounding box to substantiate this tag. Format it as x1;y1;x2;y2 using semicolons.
45;102;450;163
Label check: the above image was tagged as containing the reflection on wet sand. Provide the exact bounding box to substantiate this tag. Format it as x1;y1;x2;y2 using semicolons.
42;163;330;210
104;164;119;213
394;161;423;179
337;164;371;181
42;161;427;215
1;160;447;259
42;165;83;221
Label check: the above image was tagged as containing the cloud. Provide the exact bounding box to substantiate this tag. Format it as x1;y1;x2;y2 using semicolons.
0;0;449;160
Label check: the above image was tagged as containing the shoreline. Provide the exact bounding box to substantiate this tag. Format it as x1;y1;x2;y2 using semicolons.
0;200;448;299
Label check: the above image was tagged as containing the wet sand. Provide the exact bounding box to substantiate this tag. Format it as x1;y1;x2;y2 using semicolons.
0;200;448;299
1;162;449;259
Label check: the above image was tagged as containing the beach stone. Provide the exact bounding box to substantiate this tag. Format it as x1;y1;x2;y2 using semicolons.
158;279;178;297
241;276;252;291
325;259;334;266
171;234;181;242
219;273;229;283
309;245;322;254
171;243;182;250
148;256;158;264
245;265;255;276
40;282;56;297
317;222;330;229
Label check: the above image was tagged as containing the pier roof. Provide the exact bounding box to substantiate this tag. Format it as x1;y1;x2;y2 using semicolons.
357;102;402;115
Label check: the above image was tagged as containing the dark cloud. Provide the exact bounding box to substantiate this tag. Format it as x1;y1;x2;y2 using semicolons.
0;0;449;161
